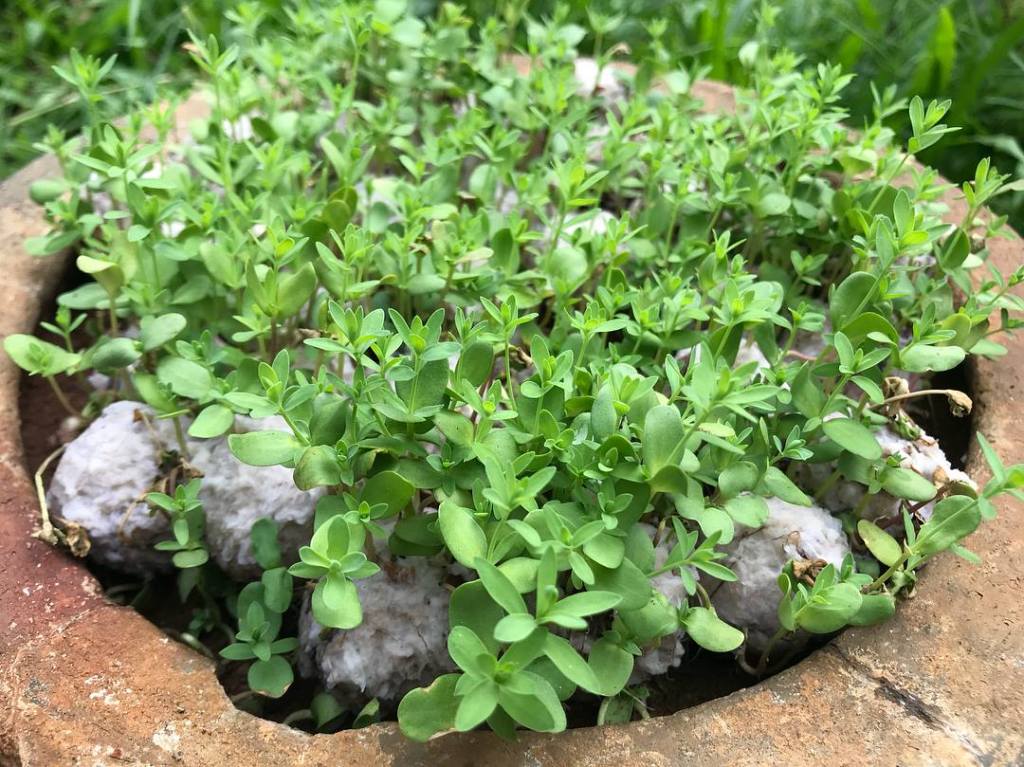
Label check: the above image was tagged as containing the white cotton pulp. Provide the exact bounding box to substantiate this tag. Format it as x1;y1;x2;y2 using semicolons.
632;530;689;678
190;417;322;579
298;557;454;704
47;401;177;574
803;423;974;523
572;58;625;101
710;498;850;653
50;403;323;579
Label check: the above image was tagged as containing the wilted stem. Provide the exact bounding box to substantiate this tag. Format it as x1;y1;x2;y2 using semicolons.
33;444;68;547
871;388;970;411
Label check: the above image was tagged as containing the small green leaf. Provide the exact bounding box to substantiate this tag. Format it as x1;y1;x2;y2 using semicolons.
589;559;651;611
494;613;537;643
360;470;414;516
849;593;896;626
857;519;902;566
719;462;759;497
899;344;966;373
823;418;882;460
172;548;209;569
398;674;461;741
796;582;862;634
251;518;282;570
543;633;601;693
588;636;633;696
497;671;566;733
229;430;301;467
188;404;234;438
830;271;877;329
724;494;769;528
643;404;685;475
294;445;342;490
90;337;141;370
157;357;213;400
913;495;981;557
475;558;528;615
438;501;488;569
880;466;936;502
248;655;293;698
311;692;345;729
277;262;318;316
3;334;80;376
312;575;362;629
761;466;812;506
140;313;187;351
682;607;744;652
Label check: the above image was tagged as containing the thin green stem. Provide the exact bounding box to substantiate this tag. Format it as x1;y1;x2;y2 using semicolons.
46;376;77;417
866;153;909;216
754;625;789;675
865;552;909;592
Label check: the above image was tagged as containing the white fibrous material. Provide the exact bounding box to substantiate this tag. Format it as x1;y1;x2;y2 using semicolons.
876;425;971;485
875;425;974;520
563;209;617;241
354;176;403;224
298;557;454;703
221;114;255;141
800;423;974;523
47;401;178;574
679;337;771;377
49;403;322;579
633;530;688;678
494;185;520;216
573;58;625;100
586;124;610;163
710;498;850;652
799;461;866;514
734;338;771;376
190;418;322;579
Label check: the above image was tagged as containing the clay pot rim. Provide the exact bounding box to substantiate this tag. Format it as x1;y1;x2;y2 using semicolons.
1;78;1022;765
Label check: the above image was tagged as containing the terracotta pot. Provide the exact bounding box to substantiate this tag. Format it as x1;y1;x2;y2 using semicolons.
1;80;1022;767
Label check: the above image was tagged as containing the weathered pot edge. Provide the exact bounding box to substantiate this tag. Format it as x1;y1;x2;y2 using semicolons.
0;80;1021;767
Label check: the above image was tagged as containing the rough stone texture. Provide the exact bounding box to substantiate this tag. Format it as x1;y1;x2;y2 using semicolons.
298;557;453;704
1;81;1023;767
710;498;852;653
47;400;177;574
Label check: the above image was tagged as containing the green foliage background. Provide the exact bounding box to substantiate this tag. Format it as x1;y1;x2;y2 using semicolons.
2;0;1022;226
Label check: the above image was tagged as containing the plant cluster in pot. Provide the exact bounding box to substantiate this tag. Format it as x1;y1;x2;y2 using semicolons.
2;4;1024;765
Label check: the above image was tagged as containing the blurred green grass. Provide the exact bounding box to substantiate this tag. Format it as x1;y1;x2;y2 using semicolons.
3;0;1022;227
0;0;239;177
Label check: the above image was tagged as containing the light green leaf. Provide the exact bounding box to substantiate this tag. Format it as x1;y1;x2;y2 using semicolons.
228;430;301;467
681;607;744;652
823;418;882;460
248;655;293;698
157;356;213;400
188;404;234;438
438;501;488;569
398;674;460;741
857;519;902;566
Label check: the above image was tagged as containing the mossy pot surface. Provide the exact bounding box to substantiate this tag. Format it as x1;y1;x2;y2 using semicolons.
1;81;1023;767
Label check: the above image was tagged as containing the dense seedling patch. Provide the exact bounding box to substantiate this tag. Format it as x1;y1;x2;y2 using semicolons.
7;1;1024;740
